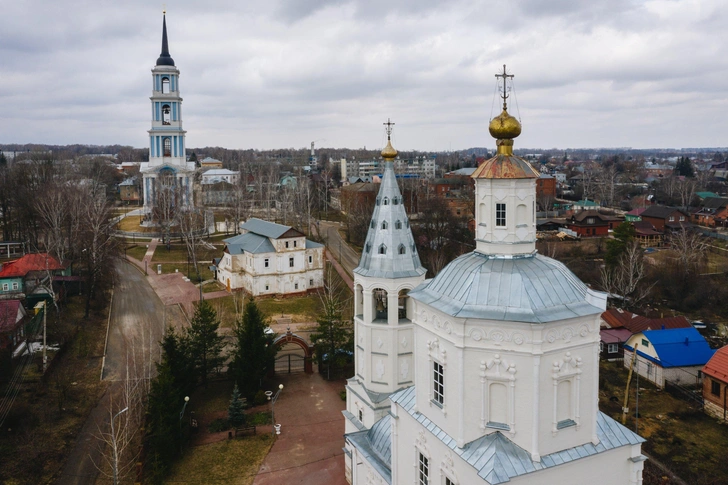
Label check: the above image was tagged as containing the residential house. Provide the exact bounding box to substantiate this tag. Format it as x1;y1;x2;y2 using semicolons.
199;157;223;168
216;218;324;296
691;197;728;228
571;199;599;211
201;168;239;185
640;206;689;232
623;327;715;388
0;253;67;303
702;346;728;422
624;207;647;222
0;300;27;352
566;210;610;237
696;191;719;201
601;308;692;334
599;327;632;361
119;177;141;202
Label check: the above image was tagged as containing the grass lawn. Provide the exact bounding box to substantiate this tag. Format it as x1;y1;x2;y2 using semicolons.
151;244;223;263
116;215;156;233
599;360;728;483
165;435;273;485
157;263;215;282
257;295;323;323
125;244;149;261
203;280;226;293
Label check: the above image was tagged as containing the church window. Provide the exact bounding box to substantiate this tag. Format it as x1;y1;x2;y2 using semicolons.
371;220;375;228
308;255;312;264
163;138;172;157
378;244;387;255
393;197;399;205
161;76;170;93
398;244;406;255
265;285;269;291
496;203;506;227
381;221;388;230
285;241;289;248
376;197;381;206
383;197;389;205
294;240;297;247
365;244;371;253
294;283;298;290
418;452;429;485
445;478;454;485
264;258;269;268
373;288;388;320
433;361;444;406
162;104;171;125
398;289;409;319
405;219;410;228
289;257;294;267
395;220;402;229
556;379;574;427
488;383;508;426
309;279;313;286
358;408;363;422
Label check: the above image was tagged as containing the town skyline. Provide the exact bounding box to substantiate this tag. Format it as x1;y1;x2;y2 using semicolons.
2;0;727;151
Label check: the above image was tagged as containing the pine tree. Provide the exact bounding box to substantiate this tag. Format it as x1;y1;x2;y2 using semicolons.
187;301;225;388
229;299;276;399
311;281;353;380
605;221;637;267
228;384;246;428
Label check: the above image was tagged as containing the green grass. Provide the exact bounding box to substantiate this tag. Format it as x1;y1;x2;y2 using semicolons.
151;244;223;263
257;296;322;322
165;435;273;485
125;245;149;261
157;263;214;281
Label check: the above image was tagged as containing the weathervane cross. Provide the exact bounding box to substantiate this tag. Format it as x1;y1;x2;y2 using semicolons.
384;118;395;139
495;64;514;110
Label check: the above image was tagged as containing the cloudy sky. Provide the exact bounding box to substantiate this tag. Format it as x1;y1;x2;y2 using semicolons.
2;0;727;151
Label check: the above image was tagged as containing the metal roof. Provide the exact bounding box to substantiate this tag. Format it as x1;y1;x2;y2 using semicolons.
471;154;539;180
305;240;324;249
346;415;393;484
703;346;728;383
354;161;426;279
223;232;275;254
628;327;715;368
409;252;605;323
241;218;301;239
389;386;644;484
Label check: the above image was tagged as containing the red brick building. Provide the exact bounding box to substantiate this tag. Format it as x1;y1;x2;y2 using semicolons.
703;346;728;422
640;206;689;232
566;210;611;237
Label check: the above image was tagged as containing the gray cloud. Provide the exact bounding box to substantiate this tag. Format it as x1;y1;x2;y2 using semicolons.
0;0;727;150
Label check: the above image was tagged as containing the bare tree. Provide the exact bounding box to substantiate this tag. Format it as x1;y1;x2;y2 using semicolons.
79;189;117;317
599;240;653;309
151;172;182;248
677;177;697;210
669;228;707;275
177;207;206;282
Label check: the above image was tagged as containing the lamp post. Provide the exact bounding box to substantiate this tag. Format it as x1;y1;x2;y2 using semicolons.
111;406;129;485
179;396;190;453
266;384;284;436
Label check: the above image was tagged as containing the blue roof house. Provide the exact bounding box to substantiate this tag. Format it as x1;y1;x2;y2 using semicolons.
623;327;715;388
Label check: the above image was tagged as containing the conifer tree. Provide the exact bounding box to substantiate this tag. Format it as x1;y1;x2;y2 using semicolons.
229;299;276;398
228;384;246;428
187;301;225;388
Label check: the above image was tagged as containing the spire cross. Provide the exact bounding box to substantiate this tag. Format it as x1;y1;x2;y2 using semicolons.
495;64;514;111
384;118;395;139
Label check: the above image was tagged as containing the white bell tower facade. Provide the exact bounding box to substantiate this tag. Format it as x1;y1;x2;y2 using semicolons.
141;12;195;213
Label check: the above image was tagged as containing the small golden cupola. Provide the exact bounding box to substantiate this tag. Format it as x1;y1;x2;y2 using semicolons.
472;65;539;180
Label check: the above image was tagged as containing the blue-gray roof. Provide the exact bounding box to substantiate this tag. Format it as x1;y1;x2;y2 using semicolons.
346;414;393;484
355;161;426;279
409;252;605;323
306;240;324;249
389;386;644;484
241;218;301;239
223;232;275;254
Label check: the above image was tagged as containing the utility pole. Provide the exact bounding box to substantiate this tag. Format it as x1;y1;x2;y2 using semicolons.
42;301;47;373
622;344;638;425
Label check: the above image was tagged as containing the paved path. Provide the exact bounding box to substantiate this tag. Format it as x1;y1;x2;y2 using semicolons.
253;372;348;485
326;250;354;291
319;221;360;277
56;260;179;485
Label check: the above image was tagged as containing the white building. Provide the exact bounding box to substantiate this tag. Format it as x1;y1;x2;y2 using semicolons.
344;96;644;484
140;13;195;214
201;168;239;185
216;218;324;296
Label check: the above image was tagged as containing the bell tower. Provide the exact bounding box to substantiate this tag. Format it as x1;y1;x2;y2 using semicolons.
141;12;195;212
344;121;427;435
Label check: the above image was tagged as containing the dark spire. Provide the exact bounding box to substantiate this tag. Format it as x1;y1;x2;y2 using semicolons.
156;13;175;67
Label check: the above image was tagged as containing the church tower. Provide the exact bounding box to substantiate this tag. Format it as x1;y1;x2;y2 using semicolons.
141;12;195;212
344;121;427;438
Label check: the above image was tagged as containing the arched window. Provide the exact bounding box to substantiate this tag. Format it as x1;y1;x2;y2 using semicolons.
393;197;399;205
381;221;388;230
395;220;402;229
383;197;389;205
163;138;172;157
376;197;381;206
371;220;376;229
162;104;171;125
398;244;406;255
161;77;170;94
378;244;387;255
373;288;388;321
365;243;371;253
405;219;410;228
398;289;409;319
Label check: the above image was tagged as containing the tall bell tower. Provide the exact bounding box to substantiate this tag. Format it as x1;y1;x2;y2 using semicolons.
344;121;427;435
141;12;195;212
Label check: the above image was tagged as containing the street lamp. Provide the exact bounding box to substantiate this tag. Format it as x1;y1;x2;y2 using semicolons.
267;384;284;436
111;406;129;485
179;396;190;453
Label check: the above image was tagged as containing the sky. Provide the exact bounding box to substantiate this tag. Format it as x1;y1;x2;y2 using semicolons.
2;0;728;152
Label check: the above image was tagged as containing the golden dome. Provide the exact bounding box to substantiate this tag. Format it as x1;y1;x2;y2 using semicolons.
489;109;521;140
381;139;398;160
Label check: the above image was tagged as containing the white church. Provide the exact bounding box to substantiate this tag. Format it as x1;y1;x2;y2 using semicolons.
343;83;645;484
140;13;196;215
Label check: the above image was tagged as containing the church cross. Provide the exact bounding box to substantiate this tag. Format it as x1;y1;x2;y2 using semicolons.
384;118;395;139
495;64;514;111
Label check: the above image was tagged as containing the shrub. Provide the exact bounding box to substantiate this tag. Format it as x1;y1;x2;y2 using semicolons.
207;418;230;433
254;390;267;406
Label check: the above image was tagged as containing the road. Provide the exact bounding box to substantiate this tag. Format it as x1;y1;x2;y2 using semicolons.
318;221;361;276
55;260;185;485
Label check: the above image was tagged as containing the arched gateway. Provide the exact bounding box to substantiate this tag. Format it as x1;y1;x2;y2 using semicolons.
272;330;313;374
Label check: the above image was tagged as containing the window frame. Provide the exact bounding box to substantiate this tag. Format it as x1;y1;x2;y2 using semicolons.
495;203;506;227
264;258;269;268
608;343;619;354
711;379;721;397
289;257;294;268
418;452;429;485
433;361;444;407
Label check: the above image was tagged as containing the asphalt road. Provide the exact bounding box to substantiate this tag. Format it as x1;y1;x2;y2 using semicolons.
55;260;181;485
318;221;361;275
